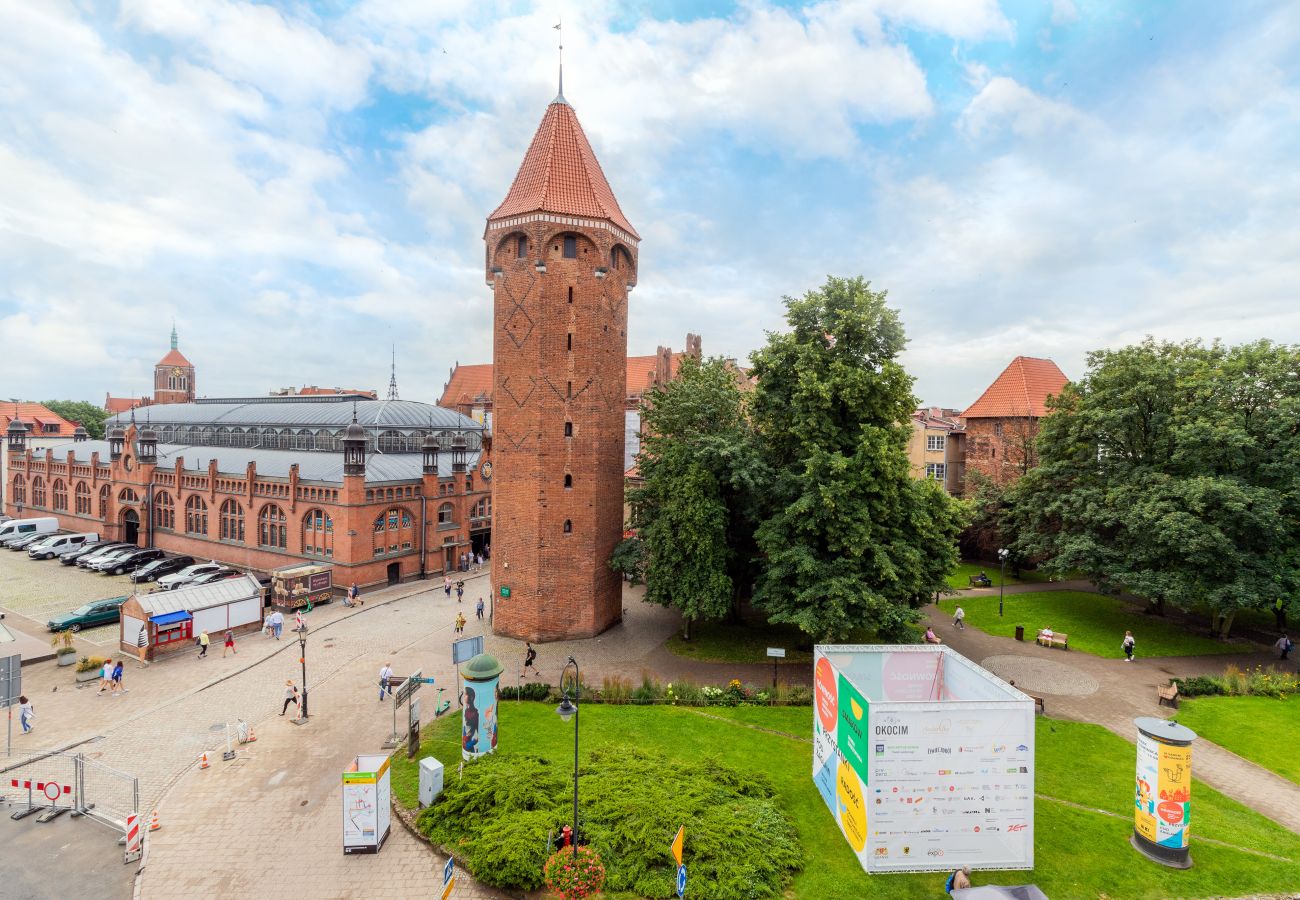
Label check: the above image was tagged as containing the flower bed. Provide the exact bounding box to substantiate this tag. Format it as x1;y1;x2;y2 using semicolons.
1173;665;1300;699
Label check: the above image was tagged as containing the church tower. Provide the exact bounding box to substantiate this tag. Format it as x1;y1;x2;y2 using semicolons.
153;323;196;405
486;80;639;641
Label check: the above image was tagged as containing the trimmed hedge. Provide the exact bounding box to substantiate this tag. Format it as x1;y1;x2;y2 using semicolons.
416;746;801;898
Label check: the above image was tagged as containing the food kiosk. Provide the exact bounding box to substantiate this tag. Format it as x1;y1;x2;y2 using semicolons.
270;563;334;610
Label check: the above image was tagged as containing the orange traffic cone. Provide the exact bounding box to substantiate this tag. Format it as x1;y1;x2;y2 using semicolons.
148;810;161;832
246;725;257;743
199;752;210;770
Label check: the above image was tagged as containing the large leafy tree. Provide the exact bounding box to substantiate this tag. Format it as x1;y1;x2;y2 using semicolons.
627;356;764;637
41;399;108;439
1010;339;1300;637
748;276;965;642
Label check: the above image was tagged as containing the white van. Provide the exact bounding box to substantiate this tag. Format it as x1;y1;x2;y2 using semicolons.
0;517;60;546
28;532;100;560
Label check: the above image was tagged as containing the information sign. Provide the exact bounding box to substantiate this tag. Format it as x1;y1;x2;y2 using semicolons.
499;585;511;598
676;864;687;897
765;648;786;658
452;636;484;665
443;856;454;885
0;654;20;707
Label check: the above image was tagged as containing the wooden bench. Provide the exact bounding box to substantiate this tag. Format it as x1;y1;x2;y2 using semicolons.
1157;682;1180;709
1035;630;1069;650
968;575;993;587
1029;694;1045;714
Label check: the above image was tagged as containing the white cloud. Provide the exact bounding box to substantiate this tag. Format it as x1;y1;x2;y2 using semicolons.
1050;0;1079;27
958;76;1086;139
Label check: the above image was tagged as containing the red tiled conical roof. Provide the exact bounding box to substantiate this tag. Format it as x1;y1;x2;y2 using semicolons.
489;101;638;240
962;356;1069;418
157;348;192;367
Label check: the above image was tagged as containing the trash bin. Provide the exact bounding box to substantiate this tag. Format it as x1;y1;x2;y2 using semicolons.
1015;625;1025;642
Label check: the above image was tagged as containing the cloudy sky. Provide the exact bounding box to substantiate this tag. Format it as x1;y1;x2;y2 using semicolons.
3;1;1299;409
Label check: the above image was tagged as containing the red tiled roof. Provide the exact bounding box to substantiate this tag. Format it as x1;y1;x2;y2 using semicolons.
962;356;1069;419
488;101;639;240
438;364;495;408
2;402;77;436
626;353;683;397
294;386;377;398
157;348;192;367
105;396;146;414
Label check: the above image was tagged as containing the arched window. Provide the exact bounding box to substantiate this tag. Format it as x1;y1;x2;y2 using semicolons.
185;495;207;535
315;429;335;451
437;502;454;525
159;425;176;443
75;482;90;515
118;487;137;504
378;430;404;454
563;519;572;534
472;497;491;519
229;427;245;447
31;477;46;507
564;474;572;489
295;429;314;451
11;474;25;505
302;508;334;558
200;426;216;445
52;479;67;511
99;485;110;518
154;492;175;530
372;507;415;556
258;504;286;548
220;499;245;542
564;422;573;437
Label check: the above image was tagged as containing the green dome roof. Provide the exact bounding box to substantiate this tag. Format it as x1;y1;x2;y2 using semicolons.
460;653;504;680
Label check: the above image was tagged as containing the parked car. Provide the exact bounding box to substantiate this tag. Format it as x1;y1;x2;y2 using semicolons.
87;547;142;572
0;517;59;545
190;569;243;586
6;532;50;551
28;532;99;560
158;562;225;590
131;555;195;584
100;548;166;576
75;543;133;568
59;542;120;565
47;596;128;633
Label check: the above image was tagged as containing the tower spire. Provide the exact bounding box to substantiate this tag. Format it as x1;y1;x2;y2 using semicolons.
387;345;400;401
170;320;178;350
553;18;567;105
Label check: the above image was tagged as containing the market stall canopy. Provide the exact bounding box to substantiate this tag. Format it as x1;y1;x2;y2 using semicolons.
149;610;193;626
953;885;1049;900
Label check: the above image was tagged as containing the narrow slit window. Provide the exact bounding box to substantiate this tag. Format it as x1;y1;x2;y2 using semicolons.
563;519;572;534
567;286;573;303
567;333;572;351
564;474;573;489
567;381;572;397
516;236;526;258
564;422;573;437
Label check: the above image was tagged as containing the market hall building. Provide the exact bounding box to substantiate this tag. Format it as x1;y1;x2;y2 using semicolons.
4;395;491;591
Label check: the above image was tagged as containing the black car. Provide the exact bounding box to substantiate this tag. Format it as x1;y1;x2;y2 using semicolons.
6;533;47;551
60;542;123;565
102;548;166;576
131;555;195;584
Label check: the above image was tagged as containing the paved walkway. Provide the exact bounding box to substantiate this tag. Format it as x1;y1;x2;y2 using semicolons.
923;601;1300;835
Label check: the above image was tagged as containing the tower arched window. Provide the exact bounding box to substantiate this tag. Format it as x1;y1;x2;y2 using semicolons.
52;478;67;511
563;519;572;534
373;507;415;555
258;504;287;548
75;482;90;515
220;499;245;542
154;492;175;530
31;477;45;507
11;474;25;505
185;495;207;534
564;422;573;437
118;488;137;504
302;509;334;557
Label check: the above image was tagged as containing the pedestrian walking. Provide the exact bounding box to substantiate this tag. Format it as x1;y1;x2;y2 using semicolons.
1276;634;1294;661
197;630;210;658
524;642;538;677
270;610;284;640
476;597;485;621
443;575;451;598
347;582;362;607
18;695;34;733
455;612;466;634
280;680;299;716
952;606;966;630
1122;630;1136;662
111;660;125;695
222;629;237;658
98;658;114;694
378;662;394;701
456;581;464;603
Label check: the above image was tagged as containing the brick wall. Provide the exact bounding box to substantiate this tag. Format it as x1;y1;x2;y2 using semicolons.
960;416;1042;492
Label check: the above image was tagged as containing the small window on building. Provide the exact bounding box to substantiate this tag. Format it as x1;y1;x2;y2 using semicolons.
564;422;573;437
563;236;577;258
567;333;572;351
567;381;572;398
925;463;946;481
567;286;573;304
563;519;572;534
516;236;526;258
993;422;1004;437
926;434;945;452
564;474;572;489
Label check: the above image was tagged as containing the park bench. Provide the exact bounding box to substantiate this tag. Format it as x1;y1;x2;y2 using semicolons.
968;575;993;587
1035;630;1069;650
1029;694;1045;714
1157;681;1180;709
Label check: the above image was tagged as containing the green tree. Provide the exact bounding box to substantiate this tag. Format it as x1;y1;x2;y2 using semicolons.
748;276;965;642
628;356;764;638
1010;339;1300;637
41;399;108;439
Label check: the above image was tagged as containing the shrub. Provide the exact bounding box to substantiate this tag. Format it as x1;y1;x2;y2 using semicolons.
1172;676;1225;697
1173;666;1299;698
785;684;813;706
500;681;553;702
632;672;663;702
544;845;606;899
669;680;703;704
599;675;633;704
76;656;108;674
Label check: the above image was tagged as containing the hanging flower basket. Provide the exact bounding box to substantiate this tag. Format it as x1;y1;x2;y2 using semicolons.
544;845;606;899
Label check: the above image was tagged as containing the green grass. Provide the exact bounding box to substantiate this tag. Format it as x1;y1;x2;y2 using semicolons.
392;706;1300;899
1175;696;1300;786
664;616;870;664
941;591;1247;658
944;561;1055;591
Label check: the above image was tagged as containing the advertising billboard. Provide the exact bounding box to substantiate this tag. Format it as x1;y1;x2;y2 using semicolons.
813;646;1035;874
1132;717;1196;867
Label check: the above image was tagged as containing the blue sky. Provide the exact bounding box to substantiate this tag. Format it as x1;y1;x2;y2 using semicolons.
2;0;1299;408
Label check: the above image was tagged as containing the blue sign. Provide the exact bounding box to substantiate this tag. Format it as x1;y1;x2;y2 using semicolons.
676;864;687;897
443;856;454;886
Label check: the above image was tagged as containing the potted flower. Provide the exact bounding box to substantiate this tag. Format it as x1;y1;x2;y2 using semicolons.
544;845;606;899
51;630;77;667
76;656;107;683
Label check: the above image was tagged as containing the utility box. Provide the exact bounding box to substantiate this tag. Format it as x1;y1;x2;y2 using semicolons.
419;756;445;808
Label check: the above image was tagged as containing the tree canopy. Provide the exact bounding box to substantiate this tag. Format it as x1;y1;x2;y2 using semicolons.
41;399;108;439
1009;339;1300;636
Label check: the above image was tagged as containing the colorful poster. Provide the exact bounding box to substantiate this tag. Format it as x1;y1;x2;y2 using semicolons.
1136;732;1191;849
837;673;870;785
462;674;500;760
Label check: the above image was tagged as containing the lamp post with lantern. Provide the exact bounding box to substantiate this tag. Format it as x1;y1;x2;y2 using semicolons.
555;655;581;859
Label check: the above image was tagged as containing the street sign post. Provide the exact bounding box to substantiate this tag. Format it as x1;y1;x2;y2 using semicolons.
670;825;684;866
407;698;421;759
676;864;687;897
441;856;455;898
766;647;785;692
1;653;20;757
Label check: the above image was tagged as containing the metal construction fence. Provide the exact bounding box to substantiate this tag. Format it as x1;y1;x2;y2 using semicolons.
1;749;138;835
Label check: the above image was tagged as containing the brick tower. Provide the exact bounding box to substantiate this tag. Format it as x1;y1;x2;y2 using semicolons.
153;323;196;405
485;80;639;641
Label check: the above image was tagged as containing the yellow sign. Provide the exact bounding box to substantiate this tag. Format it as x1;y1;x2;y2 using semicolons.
440;876;456;900
671;825;684;866
836;761;867;853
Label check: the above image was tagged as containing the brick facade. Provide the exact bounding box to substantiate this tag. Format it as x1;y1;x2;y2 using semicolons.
959;356;1069;493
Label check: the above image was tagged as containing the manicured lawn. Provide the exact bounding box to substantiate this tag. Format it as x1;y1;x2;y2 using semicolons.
664;616;816;663
393;705;1300;899
940;591;1246;658
944;561;1054;591
1175;696;1300;786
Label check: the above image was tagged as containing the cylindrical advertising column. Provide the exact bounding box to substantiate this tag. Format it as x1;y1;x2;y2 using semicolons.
1132;717;1197;869
460;653;503;761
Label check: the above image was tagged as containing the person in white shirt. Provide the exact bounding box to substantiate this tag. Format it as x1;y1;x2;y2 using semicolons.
953;607;966;630
98;659;114;694
378;662;394;701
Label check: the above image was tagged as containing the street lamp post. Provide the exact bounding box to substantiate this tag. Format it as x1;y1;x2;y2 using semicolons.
555;656;580;860
296;626;309;722
998;548;1009;618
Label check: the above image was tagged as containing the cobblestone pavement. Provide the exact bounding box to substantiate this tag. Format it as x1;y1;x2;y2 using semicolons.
0;550;137;645
925;602;1300;835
